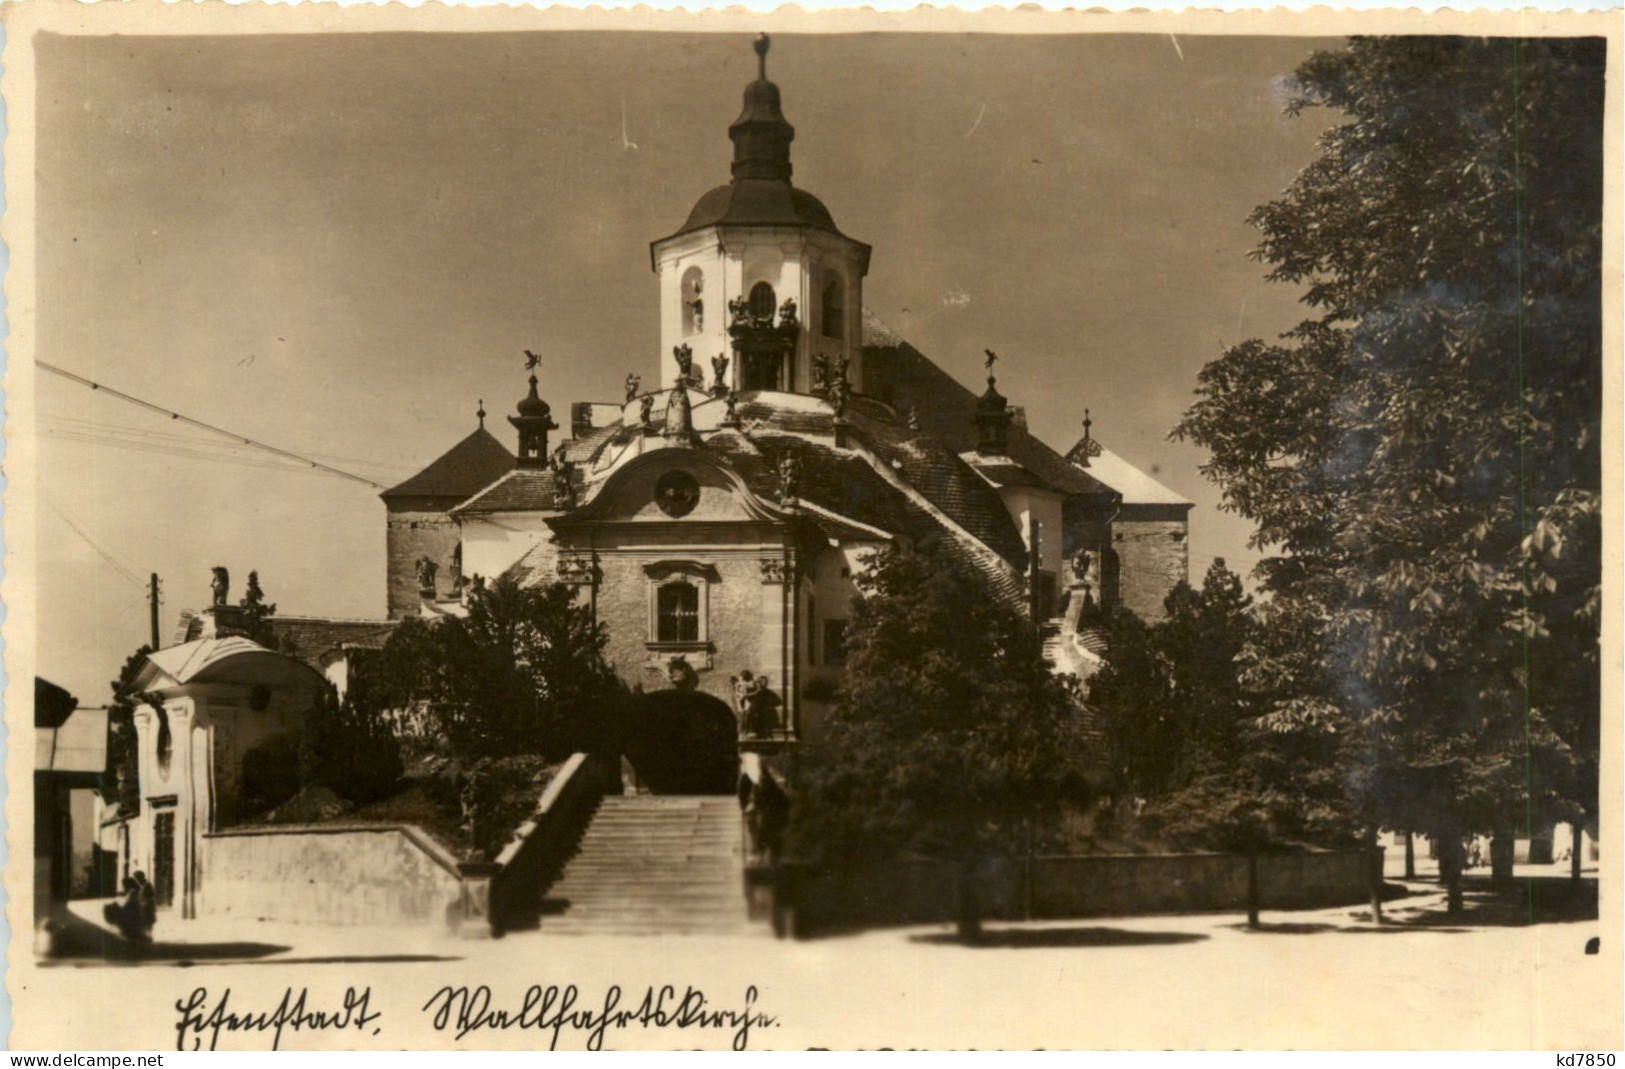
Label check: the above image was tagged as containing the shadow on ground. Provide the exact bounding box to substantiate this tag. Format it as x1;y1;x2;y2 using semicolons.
910;926;1208;949
38;908;460;968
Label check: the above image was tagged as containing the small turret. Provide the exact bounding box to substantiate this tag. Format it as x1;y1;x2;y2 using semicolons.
508;351;559;467
974;349;1013;456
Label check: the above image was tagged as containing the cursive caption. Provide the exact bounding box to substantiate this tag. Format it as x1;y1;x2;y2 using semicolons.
174;986;381;1051
422;984;777;1050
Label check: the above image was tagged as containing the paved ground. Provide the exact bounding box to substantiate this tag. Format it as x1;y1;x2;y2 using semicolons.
19;872;1613;1051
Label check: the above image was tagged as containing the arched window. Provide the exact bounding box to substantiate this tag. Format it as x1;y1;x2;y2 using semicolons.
821;276;844;339
681;266;705;335
657;581;701;643
749;281;776;323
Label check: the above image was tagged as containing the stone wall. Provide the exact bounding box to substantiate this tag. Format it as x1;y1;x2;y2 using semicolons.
784;850;1376;934
385;497;463;619
1114;505;1190;622
202;825;462;926
593;544;783;713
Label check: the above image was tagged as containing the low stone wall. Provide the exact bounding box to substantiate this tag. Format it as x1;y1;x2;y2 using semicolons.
202;824;463;927
783;850;1376;934
488;752;618;933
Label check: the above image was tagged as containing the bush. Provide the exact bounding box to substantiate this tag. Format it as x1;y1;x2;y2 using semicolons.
300;682;404;806
241;731;302;816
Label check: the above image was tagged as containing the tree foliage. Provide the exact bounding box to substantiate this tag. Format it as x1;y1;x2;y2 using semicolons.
299;677;404;806
789;542;1093;866
1089;560;1357;851
367;577;624;762
1172;38;1603;868
101;645;156;816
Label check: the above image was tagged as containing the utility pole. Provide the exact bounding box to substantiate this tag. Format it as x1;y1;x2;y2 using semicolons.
148;573;162;649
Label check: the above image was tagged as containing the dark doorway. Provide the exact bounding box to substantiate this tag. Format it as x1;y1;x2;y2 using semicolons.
621;690;739;795
153;809;176;908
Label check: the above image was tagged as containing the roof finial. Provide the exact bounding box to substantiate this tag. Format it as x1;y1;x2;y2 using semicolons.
984;348;999;386
755;33;770;79
477;399;486;430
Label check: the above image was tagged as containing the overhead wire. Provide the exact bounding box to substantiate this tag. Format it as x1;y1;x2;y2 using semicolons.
42;495;148;590
39;360;388;489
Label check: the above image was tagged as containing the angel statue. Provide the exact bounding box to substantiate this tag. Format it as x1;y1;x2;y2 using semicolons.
524;349;543;372
673;343;695;382
639;393;655;426
624;372;641;402
778;298;799;329
728;295;751;326
711;352;730;393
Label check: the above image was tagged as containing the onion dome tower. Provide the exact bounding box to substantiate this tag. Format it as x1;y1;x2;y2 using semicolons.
651;35;871;398
509;369;558;468
974;354;1014;456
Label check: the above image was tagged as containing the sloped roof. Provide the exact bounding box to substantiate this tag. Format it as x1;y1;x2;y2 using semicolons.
139;637;324;691
452;468;568;515
711;430;1028;607
1065;438;1193;507
269;617;397;664
860;309;1115;500
174;614;396;670
381;427;514;501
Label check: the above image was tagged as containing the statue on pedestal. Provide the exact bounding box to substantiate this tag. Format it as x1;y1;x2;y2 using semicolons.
209;566;230;607
416;556;439;594
711;352;730;393
639;393;655;426
624;373;641;402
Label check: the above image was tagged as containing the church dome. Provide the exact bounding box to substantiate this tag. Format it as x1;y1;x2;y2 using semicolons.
661;34;849;242
676;180;841;237
515;374;551;418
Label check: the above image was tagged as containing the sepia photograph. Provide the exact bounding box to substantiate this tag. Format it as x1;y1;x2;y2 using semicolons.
3;3;1619;1050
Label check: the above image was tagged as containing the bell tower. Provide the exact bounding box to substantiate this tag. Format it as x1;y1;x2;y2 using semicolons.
650;34;871;397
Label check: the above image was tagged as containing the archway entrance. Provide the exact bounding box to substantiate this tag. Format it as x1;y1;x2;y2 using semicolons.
621;690;739;795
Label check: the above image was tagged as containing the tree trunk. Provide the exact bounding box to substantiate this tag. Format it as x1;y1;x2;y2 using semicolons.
1440;836;1465;914
1246;850;1260;929
1404;831;1416;880
1572;820;1586;886
956;857;983;944
1365;826;1384;925
1490;828;1516;890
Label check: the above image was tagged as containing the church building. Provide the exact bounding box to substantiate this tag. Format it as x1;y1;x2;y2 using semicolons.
387;34;1194;752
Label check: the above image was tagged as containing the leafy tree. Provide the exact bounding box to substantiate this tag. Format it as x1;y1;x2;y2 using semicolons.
1173;38;1603;909
788;542;1092;940
369;577;623;762
299;676;404;807
101;645;156;817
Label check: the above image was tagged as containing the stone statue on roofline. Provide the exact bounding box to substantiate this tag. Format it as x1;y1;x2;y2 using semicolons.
722;390;741;426
639;393;655;426
711;352;730;394
777;453;801;502
551;454;576;508
778;298;798;329
210;566;230;607
624;372;641;402
728;295;750;327
673;343;695;384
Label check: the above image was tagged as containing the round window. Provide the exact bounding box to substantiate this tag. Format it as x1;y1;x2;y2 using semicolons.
654;470;701;519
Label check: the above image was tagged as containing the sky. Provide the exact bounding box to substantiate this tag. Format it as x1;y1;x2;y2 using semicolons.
35;30;1339;701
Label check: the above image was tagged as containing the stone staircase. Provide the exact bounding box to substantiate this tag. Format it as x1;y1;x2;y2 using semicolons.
539;795;752;935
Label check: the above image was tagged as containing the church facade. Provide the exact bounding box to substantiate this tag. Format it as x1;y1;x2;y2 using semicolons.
383;34;1194;750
